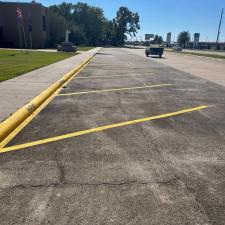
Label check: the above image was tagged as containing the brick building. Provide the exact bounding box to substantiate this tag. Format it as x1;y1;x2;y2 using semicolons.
0;1;49;48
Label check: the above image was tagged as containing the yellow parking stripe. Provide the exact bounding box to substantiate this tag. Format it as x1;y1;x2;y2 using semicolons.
0;105;208;154
0;54;96;149
76;74;153;79
58;84;172;96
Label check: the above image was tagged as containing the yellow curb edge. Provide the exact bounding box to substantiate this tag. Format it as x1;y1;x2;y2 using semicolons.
0;49;100;145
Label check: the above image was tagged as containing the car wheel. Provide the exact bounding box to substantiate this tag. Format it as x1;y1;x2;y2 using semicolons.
145;50;149;57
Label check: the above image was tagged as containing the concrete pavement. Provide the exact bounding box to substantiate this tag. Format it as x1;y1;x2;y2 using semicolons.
125;48;225;87
0;47;101;122
1;48;225;224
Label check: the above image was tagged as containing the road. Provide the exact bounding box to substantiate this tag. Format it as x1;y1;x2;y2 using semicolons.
1;48;225;225
125;48;225;87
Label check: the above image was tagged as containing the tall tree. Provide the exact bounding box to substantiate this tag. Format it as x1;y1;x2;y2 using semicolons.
69;25;87;45
177;31;190;48
49;11;68;47
71;3;106;45
49;2;73;21
153;35;164;44
48;3;140;47
102;20;116;45
115;7;140;45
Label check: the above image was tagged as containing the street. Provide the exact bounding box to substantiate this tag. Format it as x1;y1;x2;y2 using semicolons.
0;48;225;225
125;48;225;87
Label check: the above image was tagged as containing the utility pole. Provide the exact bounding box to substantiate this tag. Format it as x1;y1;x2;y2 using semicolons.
216;8;223;49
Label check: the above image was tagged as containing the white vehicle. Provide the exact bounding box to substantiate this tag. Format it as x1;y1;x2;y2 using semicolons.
173;45;182;51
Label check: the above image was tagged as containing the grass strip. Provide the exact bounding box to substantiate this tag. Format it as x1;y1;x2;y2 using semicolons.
166;49;225;60
0;50;78;81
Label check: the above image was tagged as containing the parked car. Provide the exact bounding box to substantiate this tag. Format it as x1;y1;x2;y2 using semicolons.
145;45;164;58
173;45;182;51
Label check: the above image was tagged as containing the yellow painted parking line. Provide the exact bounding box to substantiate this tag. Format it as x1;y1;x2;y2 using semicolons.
76;74;153;79
0;105;208;154
58;84;172;96
0;54;97;149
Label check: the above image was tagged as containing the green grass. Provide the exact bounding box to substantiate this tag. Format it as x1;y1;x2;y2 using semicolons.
177;51;225;59
77;46;94;51
165;49;225;60
0;50;77;82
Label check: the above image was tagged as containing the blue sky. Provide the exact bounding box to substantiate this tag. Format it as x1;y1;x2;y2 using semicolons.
6;0;225;42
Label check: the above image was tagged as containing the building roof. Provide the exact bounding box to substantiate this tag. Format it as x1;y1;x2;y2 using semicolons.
0;1;43;6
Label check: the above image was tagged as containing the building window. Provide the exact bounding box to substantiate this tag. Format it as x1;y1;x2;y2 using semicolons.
42;16;46;31
0;26;3;41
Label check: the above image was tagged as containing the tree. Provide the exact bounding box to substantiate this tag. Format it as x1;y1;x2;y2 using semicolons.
102;20;117;45
69;25;87;45
48;11;68;47
114;7;140;45
153;35;164;44
49;2;73;21
49;2;106;46
48;3;140;47
72;3;106;45
177;31;190;48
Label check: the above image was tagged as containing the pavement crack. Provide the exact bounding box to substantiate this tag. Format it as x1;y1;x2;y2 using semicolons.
55;152;65;184
64;179;177;187
0;183;58;190
0;178;178;190
137;126;213;224
176;179;213;225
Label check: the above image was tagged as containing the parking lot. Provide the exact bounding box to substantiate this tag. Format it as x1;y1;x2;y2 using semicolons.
0;48;225;225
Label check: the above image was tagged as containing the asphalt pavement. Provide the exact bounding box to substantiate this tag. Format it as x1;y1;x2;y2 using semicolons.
125;48;225;87
0;48;100;121
0;48;225;225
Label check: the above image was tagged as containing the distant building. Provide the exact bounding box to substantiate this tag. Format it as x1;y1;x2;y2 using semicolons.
171;41;225;50
0;1;49;48
193;33;200;49
166;32;172;47
191;41;225;50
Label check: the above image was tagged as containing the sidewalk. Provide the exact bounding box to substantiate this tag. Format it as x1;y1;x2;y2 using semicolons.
0;47;101;122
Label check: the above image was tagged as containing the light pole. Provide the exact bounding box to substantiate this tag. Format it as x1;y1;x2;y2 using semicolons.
216;8;224;49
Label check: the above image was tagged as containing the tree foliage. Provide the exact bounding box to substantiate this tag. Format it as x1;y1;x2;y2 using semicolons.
49;2;73;21
152;35;164;44
49;11;68;47
48;2;140;47
177;31;190;47
114;7;140;45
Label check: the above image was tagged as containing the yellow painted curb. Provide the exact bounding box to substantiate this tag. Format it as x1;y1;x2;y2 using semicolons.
0;51;98;144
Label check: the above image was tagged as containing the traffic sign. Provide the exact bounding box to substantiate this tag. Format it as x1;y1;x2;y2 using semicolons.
145;34;154;40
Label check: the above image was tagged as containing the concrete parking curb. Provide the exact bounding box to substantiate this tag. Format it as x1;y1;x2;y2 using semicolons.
0;50;99;146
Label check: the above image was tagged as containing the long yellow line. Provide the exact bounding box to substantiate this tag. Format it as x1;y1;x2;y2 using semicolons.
0;56;95;149
58;84;172;96
0;49;98;149
0;105;208;154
